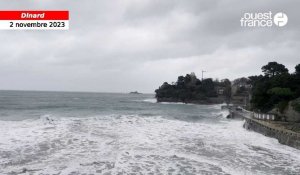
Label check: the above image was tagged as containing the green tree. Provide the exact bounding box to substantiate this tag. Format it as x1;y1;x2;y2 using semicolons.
184;74;192;85
262;62;288;77
295;64;300;75
176;76;185;86
248;75;263;86
267;87;293;97
155;73;220;102
250;62;300;112
221;79;232;102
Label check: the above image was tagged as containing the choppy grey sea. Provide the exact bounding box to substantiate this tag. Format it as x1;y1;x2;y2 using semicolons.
0;90;299;174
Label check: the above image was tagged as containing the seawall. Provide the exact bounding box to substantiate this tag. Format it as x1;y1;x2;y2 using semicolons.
243;116;300;150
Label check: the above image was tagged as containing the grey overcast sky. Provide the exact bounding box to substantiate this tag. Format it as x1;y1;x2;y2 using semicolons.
0;0;299;93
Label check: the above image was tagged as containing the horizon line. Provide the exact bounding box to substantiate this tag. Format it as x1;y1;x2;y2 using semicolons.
0;89;155;94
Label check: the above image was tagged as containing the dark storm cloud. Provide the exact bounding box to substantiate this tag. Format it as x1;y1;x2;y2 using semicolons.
0;0;299;93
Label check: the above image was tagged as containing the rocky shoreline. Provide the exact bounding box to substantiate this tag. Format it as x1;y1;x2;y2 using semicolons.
156;97;225;105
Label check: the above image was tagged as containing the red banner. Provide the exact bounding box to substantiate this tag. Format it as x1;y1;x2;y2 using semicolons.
0;11;69;20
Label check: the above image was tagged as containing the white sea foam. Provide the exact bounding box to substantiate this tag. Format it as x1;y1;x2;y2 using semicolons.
217;109;230;118
0;115;300;174
142;98;157;103
141;98;194;105
160;102;195;105
142;98;223;108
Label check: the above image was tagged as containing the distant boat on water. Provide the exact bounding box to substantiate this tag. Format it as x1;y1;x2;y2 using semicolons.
129;91;142;94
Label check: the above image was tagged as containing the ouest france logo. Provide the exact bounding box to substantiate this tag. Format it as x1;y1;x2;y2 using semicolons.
240;12;288;27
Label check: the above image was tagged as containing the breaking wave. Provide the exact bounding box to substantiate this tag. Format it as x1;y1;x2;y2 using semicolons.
142;98;157;103
0;114;300;174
